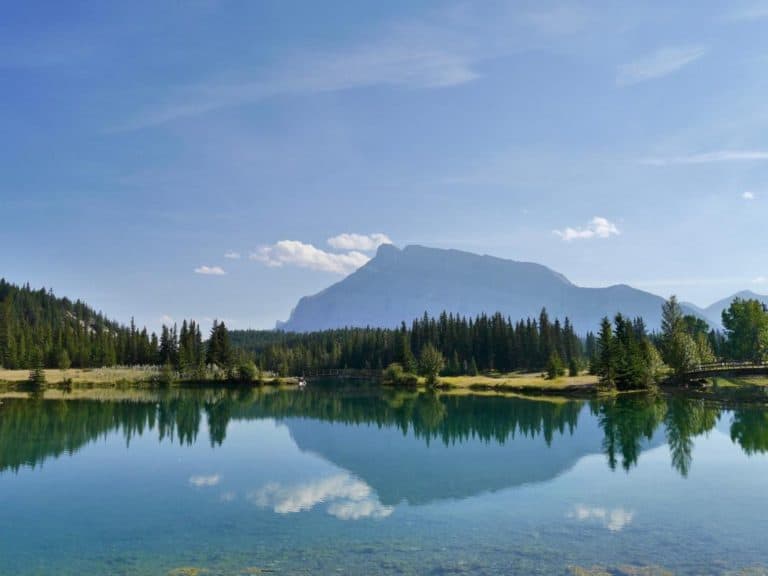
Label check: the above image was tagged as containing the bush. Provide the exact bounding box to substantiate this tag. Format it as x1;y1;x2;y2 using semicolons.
383;363;419;387
156;363;177;387
419;345;445;387
237;361;258;383
546;353;565;380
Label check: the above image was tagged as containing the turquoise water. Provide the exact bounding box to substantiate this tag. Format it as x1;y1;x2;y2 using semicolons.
1;387;768;575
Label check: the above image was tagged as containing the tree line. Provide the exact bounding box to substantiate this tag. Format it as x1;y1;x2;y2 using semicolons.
3;278;767;388
231;309;586;378
592;295;768;390
0;279;240;379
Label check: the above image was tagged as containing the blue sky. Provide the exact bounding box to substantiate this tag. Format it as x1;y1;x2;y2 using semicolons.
2;0;768;332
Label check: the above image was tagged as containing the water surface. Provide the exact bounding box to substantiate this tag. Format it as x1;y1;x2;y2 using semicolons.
1;386;767;575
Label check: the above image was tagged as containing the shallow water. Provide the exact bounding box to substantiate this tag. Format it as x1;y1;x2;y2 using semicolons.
1;386;767;575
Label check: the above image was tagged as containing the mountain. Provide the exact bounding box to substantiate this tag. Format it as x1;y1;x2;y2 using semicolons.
280;244;696;333
700;290;768;328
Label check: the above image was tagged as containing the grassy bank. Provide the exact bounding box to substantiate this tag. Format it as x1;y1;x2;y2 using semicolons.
435;372;599;394
0;367;298;389
0;367;157;386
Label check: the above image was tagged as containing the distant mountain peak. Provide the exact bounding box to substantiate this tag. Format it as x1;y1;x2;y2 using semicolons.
279;244;682;333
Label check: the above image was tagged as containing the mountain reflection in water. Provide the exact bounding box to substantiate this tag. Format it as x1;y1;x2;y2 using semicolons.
2;387;766;497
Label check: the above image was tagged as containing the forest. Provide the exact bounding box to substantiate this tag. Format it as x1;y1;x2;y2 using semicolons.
2;278;767;390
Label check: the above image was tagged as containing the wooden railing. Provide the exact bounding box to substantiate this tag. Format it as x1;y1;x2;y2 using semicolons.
685;362;768;378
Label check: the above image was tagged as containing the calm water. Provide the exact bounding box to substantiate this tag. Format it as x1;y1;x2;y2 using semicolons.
2;386;768;575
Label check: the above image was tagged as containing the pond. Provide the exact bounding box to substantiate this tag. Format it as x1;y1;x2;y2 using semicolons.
1;386;767;575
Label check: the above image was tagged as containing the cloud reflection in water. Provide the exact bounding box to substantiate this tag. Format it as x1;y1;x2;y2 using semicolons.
569;504;634;532
248;473;393;520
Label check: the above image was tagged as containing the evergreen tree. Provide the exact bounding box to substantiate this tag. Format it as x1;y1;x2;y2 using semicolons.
596;317;616;388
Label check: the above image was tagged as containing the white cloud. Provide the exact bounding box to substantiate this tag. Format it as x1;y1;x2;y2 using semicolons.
753;276;767;285
248;474;392;520
327;233;392;252
224;251;241;259
194;265;226;276
160;314;174;325
250;240;369;274
640;150;768;166
189;474;221;487
554;217;620;242
617;45;706;86
569;505;634;532
743;191;756;200
327;499;393;520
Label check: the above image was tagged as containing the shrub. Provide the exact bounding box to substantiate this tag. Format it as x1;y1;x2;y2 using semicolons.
237;361;258;383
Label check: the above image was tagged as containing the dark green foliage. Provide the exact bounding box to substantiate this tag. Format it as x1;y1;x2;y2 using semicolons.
28;347;46;387
156;363;177;387
206;320;233;370
230;309;585;378
419;344;445;386
595;315;660;390
382;363;419;387
57;349;71;371
236;361;258;383
722;298;768;363
0;279;157;369
546;352;565;380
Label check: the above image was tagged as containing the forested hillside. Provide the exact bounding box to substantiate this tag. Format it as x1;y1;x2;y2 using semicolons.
0;279;156;369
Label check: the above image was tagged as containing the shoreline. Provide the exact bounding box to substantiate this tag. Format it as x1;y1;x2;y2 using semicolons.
1;367;767;403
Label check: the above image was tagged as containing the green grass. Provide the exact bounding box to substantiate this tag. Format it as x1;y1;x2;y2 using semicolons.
0;367;299;389
0;367;157;386
437;371;599;391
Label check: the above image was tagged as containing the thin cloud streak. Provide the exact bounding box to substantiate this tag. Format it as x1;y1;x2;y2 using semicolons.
189;474;221;487
194;265;226;276
729;2;768;20
616;45;706;86
116;3;596;130
117;39;478;131
639;150;768;166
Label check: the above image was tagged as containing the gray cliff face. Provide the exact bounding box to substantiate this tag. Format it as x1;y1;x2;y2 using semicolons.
280;244;698;333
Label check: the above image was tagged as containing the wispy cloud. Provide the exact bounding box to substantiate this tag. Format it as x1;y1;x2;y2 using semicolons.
251;240;369;274
160;314;174;325
327;233;392;252
568;504;634;532
639;150;768;166
117;3;596;130
729;2;768;20
617;45;706;86
248;474;392;520
194;265;226;276
224;251;241;259
118;32;478;130
742;191;757;200
189;474;221;487
554;217;620;242
753;276;768;285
